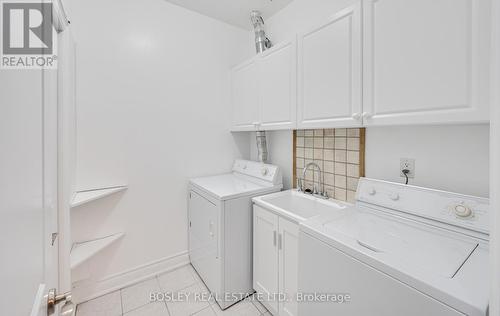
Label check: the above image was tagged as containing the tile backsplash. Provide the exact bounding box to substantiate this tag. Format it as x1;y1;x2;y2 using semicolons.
294;128;365;203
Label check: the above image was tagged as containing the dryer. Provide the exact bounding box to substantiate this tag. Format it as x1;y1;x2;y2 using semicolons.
189;160;282;309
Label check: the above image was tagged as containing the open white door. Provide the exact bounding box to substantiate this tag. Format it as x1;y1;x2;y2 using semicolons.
0;40;63;316
0;1;73;315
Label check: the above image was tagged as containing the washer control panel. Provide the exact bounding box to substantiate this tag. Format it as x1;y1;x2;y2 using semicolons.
356;178;490;234
233;160;282;185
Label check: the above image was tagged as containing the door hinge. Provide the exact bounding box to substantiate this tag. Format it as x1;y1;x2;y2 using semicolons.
51;232;58;246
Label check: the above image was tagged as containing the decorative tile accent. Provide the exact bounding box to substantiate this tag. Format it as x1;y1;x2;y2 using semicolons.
293;129;365;203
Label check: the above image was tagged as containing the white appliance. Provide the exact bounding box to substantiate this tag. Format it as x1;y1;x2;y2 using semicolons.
299;178;489;316
189;160;282;309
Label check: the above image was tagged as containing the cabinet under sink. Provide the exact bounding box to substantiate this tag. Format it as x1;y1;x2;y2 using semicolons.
252;190;350;316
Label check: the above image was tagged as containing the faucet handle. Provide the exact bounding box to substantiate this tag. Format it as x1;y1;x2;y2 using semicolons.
297;178;303;192
312;183;319;195
322;190;329;199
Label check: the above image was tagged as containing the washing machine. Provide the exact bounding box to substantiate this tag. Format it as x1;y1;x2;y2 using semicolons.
299;178;489;316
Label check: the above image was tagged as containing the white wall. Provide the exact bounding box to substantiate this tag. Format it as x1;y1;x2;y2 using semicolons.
70;0;252;299
265;0;358;43
365;125;489;197
256;0;490;198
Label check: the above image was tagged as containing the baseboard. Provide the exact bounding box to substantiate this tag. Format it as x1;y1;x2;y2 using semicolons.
72;250;190;304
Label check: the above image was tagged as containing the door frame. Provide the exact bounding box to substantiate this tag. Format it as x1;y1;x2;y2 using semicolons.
56;27;76;296
31;3;73;315
489;0;500;314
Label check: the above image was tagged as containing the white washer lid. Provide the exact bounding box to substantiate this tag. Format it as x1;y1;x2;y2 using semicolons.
190;173;279;201
322;207;478;278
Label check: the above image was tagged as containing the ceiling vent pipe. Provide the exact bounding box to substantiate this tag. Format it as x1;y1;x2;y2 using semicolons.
250;10;272;54
251;11;271;163
256;131;268;163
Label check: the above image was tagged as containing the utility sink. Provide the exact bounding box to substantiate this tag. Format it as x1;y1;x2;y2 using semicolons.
253;190;348;222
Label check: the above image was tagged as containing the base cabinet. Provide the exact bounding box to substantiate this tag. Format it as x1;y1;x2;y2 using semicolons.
253;205;298;316
278;216;299;316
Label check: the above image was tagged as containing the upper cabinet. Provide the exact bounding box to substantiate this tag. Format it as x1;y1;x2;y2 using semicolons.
297;2;363;129
362;0;490;126
231;40;297;132
230;0;490;131
231;58;260;131
260;41;297;130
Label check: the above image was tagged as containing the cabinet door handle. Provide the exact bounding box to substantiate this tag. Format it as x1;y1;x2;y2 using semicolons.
278;233;282;250
351;112;361;120
273;230;277;246
362;112;372;119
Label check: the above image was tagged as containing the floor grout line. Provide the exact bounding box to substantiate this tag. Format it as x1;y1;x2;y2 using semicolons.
78;263;266;316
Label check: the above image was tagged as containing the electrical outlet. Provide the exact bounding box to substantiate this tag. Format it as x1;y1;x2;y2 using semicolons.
400;158;415;178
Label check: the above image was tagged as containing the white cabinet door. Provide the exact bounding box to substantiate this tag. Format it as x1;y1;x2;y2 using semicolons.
253;205;279;315
363;0;490;126
259;40;297;130
278;217;299;316
231;58;260;131
298;2;363;128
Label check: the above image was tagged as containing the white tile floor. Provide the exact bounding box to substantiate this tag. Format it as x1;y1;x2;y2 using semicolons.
76;264;271;316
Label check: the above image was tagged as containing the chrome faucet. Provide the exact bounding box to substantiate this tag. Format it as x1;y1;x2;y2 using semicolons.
298;162;329;199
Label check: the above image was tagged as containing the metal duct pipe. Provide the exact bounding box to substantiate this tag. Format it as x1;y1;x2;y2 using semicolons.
251;11;271;163
256;131;268;163
250;10;272;54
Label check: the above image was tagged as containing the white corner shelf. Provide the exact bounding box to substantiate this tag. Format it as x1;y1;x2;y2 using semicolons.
70;233;125;270
71;186;127;208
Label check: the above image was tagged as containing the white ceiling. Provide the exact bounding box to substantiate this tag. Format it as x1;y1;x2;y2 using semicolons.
164;0;293;30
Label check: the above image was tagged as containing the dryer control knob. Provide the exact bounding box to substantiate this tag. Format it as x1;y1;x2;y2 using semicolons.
261;168;268;176
454;204;472;218
389;193;400;201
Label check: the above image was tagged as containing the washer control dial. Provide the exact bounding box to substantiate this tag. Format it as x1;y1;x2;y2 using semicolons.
389;193;400;201
454;204;473;218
